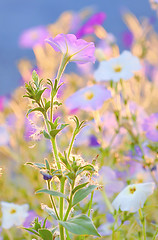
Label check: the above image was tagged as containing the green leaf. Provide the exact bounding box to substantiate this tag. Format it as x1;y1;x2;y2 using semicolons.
50;129;61;138
41;204;57;220
36;189;68;199
45;101;50;111
43;130;51;139
27;107;44;116
23;227;40;237
54;101;62;106
45;159;50;170
76;164;95;176
72;182;89;195
72;185;97;207
58;214;100;237
32;70;38;83
38;229;53;240
26;162;45;169
36;88;47;102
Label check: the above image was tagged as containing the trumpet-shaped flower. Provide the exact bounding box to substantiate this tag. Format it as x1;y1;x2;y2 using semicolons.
112;182;155;212
45;34;95;64
94;51;141;82
19;26;48;48
142;113;158;142
65;85;111;111
1;202;29;229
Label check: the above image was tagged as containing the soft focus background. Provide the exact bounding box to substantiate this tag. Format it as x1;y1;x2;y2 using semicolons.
0;0;157;95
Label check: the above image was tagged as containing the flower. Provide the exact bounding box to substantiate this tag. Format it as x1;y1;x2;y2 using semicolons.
1;202;29;229
142;113;158;142
65;85;111;111
76;12;106;38
45;34;95;64
94;51;141;82
19;26;49;48
112;182;155;212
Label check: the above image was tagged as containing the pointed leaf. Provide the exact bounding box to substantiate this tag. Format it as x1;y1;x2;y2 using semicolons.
38;229;53;240
72;182;89;195
58;214;100;237
43;130;51;139
72;185;97;207
36;189;67;199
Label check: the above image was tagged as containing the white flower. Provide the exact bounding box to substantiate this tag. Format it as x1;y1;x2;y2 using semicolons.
112;182;155;213
94;51;141;82
1;202;29;229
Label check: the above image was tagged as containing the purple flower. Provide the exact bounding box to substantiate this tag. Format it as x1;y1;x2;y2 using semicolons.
65;85;111;111
19;26;49;48
45;34;95;64
143;113;158;142
121;30;133;48
76;12;106;38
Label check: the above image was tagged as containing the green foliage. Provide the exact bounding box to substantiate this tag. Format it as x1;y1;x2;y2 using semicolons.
72;185;97;207
58;214;100;237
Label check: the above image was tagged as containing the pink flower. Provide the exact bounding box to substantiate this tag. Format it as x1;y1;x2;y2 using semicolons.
19;26;49;48
45;34;95;64
76;12;106;38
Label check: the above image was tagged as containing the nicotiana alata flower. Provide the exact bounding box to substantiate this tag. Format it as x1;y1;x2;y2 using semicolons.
45;33;96;64
94;51;141;82
1;202;29;229
19;26;49;48
142;113;158;142
112;182;155;213
65;85;111;111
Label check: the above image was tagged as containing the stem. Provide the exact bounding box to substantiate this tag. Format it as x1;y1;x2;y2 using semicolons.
47;181;60;220
152;228;158;240
88;191;94;217
59;177;65;240
67;131;76;158
102;190;114;213
139;208;146;240
50;54;69;123
64;181;75;221
51;138;61;170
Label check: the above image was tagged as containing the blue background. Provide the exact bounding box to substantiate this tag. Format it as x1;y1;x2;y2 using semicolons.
0;0;156;95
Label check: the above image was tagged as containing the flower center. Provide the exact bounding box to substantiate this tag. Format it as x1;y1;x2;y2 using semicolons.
84;91;94;100
10;208;16;214
113;65;122;73
129;186;136;194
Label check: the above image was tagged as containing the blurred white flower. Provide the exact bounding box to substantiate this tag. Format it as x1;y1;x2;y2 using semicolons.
1;202;29;229
112;182;155;212
94;51;141;82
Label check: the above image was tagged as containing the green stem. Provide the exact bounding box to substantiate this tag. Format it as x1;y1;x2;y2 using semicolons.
102;190;114;213
139;208;146;240
59;177;65;240
67;131;76;158
64;181;75;221
88;191;94;217
152;228;158;240
50;54;69;123
47;181;60;220
51;138;61;170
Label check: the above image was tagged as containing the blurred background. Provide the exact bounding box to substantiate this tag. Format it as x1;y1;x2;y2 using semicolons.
0;0;157;95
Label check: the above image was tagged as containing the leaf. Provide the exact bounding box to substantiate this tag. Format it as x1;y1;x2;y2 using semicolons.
72;185;97;207
76;164;95;176
72;182;89;195
27;107;44;116
36;189;68;199
36;88;47;102
54;101;62;106
38;229;53;240
32;70;38;83
58;214;100;237
26;162;45;169
41;204;57;220
23;227;40;237
43;130;51;139
50;129;61;138
45;101;50;111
